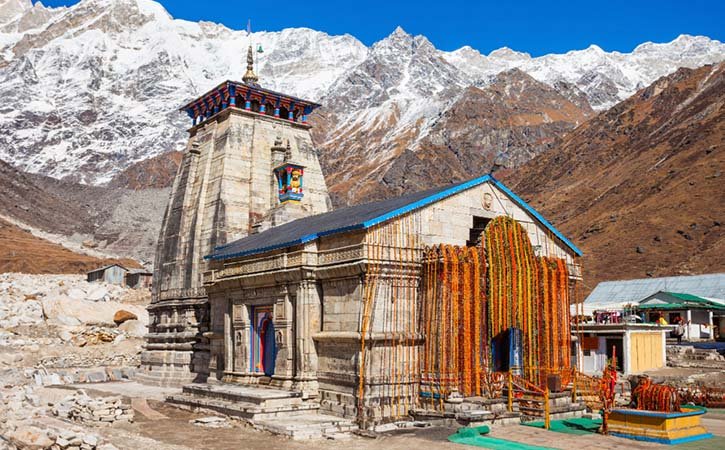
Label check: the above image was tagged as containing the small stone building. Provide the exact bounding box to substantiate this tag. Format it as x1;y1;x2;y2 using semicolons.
87;264;128;286
125;268;153;290
203;175;582;424
87;264;152;289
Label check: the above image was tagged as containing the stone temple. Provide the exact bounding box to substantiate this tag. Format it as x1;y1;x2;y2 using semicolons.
142;40;585;431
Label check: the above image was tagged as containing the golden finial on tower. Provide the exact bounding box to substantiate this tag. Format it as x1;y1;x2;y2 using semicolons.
243;19;259;85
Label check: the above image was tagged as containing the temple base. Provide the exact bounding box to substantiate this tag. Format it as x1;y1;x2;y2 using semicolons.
137;298;210;386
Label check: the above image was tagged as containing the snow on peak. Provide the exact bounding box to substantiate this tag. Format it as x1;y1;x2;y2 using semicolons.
0;0;32;24
0;0;723;186
488;47;531;61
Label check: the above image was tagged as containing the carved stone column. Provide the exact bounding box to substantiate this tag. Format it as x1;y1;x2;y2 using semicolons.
292;277;321;397
271;285;295;389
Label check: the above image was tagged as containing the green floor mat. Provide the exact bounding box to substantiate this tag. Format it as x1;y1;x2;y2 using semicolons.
448;427;557;449
522;417;602;435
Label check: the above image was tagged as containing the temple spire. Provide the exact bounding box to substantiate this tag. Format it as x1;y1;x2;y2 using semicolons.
243;20;259;85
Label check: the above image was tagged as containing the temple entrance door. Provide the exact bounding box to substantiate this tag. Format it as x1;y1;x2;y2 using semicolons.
251;306;277;376
261;319;276;376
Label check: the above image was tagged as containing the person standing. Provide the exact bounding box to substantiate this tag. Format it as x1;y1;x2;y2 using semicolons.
675;316;686;344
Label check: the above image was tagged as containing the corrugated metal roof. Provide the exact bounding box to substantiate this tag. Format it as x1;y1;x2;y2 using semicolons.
206;175;582;261
86;263;127;274
585;274;725;309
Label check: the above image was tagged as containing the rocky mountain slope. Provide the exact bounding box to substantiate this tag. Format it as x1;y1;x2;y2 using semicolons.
507;63;725;290
0;157;167;266
317;65;594;204
1;0;723;189
0;218;139;274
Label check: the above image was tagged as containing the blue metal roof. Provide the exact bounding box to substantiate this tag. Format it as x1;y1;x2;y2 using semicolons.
206;175;582;261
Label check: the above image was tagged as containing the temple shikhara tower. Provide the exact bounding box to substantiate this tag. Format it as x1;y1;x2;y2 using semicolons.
138;41;331;385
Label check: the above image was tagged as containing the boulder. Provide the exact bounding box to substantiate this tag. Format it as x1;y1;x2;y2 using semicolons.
55;314;82;327
87;285;109;302
5;425;54;450
66;287;87;301
59;330;73;342
118;319;146;337
113;310;138;325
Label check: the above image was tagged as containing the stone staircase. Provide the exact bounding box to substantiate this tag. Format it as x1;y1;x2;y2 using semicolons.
166;383;356;439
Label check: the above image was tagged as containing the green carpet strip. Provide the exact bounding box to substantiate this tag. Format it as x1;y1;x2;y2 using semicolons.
448;426;557;449
522;417;602;435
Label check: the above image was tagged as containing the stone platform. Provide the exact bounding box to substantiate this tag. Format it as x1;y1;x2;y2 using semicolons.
411;390;586;427
166;383;357;439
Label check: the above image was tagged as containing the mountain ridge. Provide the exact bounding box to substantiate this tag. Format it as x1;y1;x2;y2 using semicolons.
1;0;723;186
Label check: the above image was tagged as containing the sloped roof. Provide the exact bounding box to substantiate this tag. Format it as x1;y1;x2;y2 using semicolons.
206;175;581;261
638;291;725;311
87;263;127;274
585;274;725;308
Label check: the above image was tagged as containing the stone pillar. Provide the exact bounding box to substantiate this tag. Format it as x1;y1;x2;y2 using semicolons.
293;278;320;397
271;286;295;389
232;303;253;379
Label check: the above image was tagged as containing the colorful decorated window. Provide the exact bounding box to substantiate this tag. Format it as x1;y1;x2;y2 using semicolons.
274;163;305;202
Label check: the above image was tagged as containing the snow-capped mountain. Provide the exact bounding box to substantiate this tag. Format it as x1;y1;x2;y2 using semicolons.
442;35;725;110
0;0;723;187
0;0;367;183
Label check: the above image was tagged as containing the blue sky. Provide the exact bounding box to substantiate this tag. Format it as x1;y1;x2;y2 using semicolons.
38;0;724;56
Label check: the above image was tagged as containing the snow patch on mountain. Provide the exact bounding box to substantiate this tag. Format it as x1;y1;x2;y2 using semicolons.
441;34;725;109
0;0;723;185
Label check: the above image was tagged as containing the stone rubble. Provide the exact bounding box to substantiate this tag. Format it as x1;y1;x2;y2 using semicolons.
0;273;150;450
667;344;725;368
3;423;119;450
50;391;134;426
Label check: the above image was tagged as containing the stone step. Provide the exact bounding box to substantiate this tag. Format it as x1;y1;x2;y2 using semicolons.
252;413;358;440
166;392;319;420
181;383;303;408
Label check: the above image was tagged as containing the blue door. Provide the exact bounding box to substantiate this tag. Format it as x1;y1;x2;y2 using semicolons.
261;318;276;376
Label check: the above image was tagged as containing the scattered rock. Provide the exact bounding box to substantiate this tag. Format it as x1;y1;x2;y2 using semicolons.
113;310;137;326
82;239;98;248
59;330;73;342
190;416;231;428
635;246;645;254
51;390;134;425
56;314;82;327
5;425;54;450
118;319;146;337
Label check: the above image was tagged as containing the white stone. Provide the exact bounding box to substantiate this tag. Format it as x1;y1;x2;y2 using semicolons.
66;287;87;301
117;319;146;337
86;286;109;302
